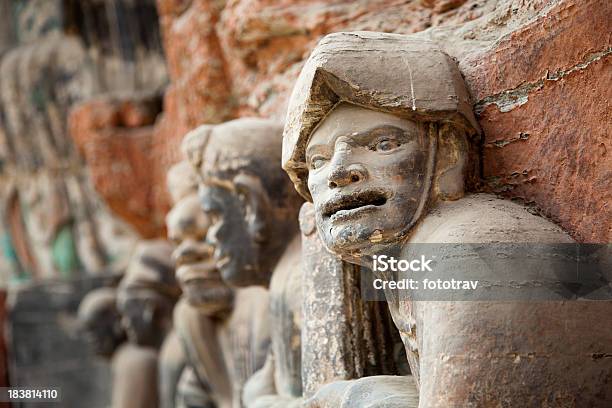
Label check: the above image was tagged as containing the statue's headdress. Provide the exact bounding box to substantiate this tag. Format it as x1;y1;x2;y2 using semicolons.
282;31;480;201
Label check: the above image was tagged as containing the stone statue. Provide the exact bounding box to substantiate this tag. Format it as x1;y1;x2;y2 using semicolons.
186;119;304;407
77;286;125;359
115;240;182;408
111;343;161;408
118;240;179;349
166;160;234;317
167;135;271;408
282;31;612;407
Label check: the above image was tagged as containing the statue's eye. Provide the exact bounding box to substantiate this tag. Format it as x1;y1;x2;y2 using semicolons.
374;138;400;152
310;155;328;170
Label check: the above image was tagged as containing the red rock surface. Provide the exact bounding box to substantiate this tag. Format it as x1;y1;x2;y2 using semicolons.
477;55;611;242
461;0;612;242
72;0;610;243
69;94;164;238
462;0;610;100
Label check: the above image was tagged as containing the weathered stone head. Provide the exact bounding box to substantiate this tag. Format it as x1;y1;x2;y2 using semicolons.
166;157;233;316
282;32;480;261
78;287;125;358
186;119;302;287
117;240;180;348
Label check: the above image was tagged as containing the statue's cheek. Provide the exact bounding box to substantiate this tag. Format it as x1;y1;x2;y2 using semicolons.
377;161;414;184
307;172;327;195
390;154;428;185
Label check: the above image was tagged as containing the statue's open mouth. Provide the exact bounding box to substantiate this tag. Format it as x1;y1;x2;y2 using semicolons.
323;190;388;221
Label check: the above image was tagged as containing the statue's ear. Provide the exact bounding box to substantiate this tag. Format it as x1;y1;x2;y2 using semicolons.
233;173;270;244
435;124;467;201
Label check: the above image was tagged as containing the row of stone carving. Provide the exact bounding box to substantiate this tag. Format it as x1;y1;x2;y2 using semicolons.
0;33;134;282
78;31;611;408
0;0;167;283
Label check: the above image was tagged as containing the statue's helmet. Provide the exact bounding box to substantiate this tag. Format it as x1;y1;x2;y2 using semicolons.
282;31;481;202
181;124;215;178
166;161;199;205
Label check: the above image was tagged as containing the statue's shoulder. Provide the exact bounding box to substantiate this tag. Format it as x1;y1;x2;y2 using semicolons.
412;193;574;244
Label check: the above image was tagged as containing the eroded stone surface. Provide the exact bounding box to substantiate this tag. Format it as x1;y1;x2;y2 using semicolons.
69;93;165;238
479;55;611;242
8;276;118;408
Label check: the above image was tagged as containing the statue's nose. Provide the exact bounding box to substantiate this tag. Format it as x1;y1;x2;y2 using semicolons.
327;163;367;188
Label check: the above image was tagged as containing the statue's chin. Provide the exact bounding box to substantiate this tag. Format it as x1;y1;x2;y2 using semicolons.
322;236;373;266
323;230;406;269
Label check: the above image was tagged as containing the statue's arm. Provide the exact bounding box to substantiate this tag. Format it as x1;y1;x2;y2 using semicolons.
304;375;418;408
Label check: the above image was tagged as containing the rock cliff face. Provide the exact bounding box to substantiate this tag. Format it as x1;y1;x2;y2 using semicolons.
142;0;609;242
3;0;608;281
69;92;164;239
0;0;167;283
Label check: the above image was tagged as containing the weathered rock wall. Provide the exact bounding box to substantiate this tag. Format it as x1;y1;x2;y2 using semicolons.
69;92;164;238
0;0;168;283
459;0;611;243
61;0;611;242
139;0;608;242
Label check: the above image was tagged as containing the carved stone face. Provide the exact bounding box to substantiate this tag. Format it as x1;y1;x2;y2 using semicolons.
199;175;270;287
78;289;125;358
117;240;177;348
306;103;430;258
167;193;233;315
195;118;301;287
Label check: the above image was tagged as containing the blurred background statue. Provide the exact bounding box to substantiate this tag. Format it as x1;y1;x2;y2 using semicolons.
115;240;181;408
189;119;304;407
78;286;126;359
169;127;272;408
